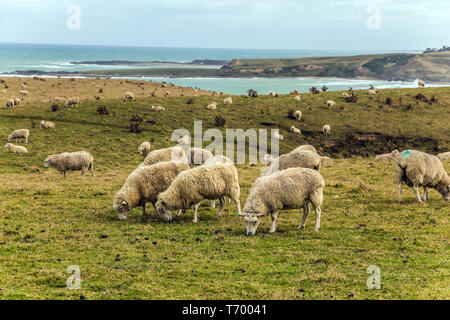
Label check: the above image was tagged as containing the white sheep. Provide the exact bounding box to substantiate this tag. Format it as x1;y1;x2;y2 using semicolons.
155;163;242;223
374;150;399;164
272;131;283;141
240;167;325;235
290;89;299;95
224;97;233;105
151;105;165;112
177;135;191;146
269;90;276;97
342;92;350;98
418;80;426;88
294;96;301;101
65;97;79;108
290;126;301;135
54;97;66;103
395;150;450;202
322;125;331;136
138;142;151;157
5;99;14;109
320;156;334;166
367;89;377;95
294;110;302;121
124;92;135;101
206;102;217;110
326;100;336;109
293;145;318;153
19;90;28;96
4;143;27;154
140;146;187;167
204;155;233;165
189;148;213;166
113;161;190;220
266;149;321;175
14;98;21;106
44;151;94;178
40;120;55;130
437;152;450;162
8;129;29;144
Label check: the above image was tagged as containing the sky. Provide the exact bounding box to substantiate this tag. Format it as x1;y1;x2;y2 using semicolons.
0;0;449;50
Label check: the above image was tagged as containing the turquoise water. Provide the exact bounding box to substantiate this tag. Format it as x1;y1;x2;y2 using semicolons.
1;43;446;94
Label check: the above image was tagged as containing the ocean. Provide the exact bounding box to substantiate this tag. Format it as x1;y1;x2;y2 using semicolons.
1;43;444;94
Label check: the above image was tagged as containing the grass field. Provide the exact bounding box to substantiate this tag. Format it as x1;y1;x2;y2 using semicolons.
0;81;449;299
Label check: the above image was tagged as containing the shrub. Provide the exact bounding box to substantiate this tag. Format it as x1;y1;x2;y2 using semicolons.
287;110;296;120
51;104;59;112
129;114;144;133
214;116;226;127
97;106;109;115
385;97;392;105
186;98;194;105
322;85;328;92
309;87;320;94
247;89;258;97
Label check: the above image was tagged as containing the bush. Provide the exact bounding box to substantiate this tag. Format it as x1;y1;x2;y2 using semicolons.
186;98;194;104
51;104;59;112
309;87;320;94
385;97;392;105
214;115;226;127
247;89;258;97
129;114;144;133
322;85;328;92
97;106;109;115
287;110;296;119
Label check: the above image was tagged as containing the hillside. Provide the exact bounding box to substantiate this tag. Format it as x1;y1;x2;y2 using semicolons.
0;81;449;299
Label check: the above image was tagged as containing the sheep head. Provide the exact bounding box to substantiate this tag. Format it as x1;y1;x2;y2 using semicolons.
155;199;174;222
113;198;130;220
242;212;265;236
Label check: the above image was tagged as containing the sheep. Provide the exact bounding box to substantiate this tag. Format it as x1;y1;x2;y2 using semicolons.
151;105;165;112
266;149;321;175
155;162;242;223
293;145;317;153
164;91;170;97
4;143;27;154
367;89;377;95
206;102;217;110
395;150;450;202
293;110;302;121
8;129;29;144
374;150;399;164
65;97;79;108
113;161;190;220
342;92;350;98
290;126;301;135
418;80;426;88
140;146;187;167
124;92;135;101
294;96;301;101
40;120;55;130
54;97;66;103
272;131;283;141
204;155;233;165
290;89;299;95
1;89;7;95
44;151;94;178
322;125;331;136
240;167;325;235
269;90;276;97
223;97;233;105
14;98;21;106
320;156;334;166
326;100;336;109
19;90;28;96
189;148;213;166
5;99;14;109
177;135;191;146
138;142;151;157
437;152;450;162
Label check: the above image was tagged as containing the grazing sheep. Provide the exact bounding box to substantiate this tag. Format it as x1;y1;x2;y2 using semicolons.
367;89;377;95
8;129;29;144
156;163;242;223
395;150;450;202
418;80;426;88
138;142;151;157
437;152;450;162
272;131;283;141
290;126;301;135
19;90;28;96
65;97;79;108
5;99;14;108
140;146;187;167
322;125;331;136
374;150;399;164
266;149;321;175
320;156;334;166
269;90;276;97
4;143;27;154
44;151;94;178
224;97;233;105
124;92;135;101
293;110;302;121
151;105;165;112
14;98;21;106
240;167;325;235
113;161;190;220
327;100;336;109
177;135;191;146
294;96;301;101
293;145;317;153
40;120;55;130
342;92;350;98
206;102;217;110
290;89;299;95
204;155;233;165
189;148;213;166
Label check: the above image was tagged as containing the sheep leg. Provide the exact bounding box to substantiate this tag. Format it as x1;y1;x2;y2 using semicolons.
216;197;225;218
209;200;215;208
61;171;66;178
89;163;95;176
81;167;86;176
423;187;428;202
142;202;146;217
413;185;422;203
192;203;200;223
269;211;279;233
398;183;403;202
299;202;310;230
176;209;183;216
